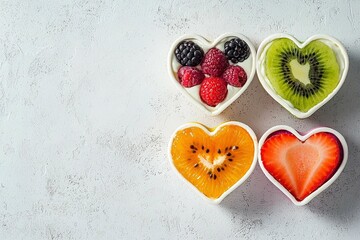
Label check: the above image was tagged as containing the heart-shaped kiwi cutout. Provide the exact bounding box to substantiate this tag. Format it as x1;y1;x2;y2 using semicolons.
168;33;256;116
257;34;349;118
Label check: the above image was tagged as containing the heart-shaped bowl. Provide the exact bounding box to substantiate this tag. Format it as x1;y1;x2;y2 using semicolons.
168;121;258;204
168;33;256;116
256;34;349;118
258;125;348;206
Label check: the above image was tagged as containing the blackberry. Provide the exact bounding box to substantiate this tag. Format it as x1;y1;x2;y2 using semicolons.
224;38;250;63
174;41;204;66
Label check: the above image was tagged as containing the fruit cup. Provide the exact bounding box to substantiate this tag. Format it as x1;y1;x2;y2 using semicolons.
256;34;349;118
168;121;258;203
168;33;256;116
258;125;348;206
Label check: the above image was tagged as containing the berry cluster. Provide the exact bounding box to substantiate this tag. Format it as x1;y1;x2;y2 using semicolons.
174;38;250;107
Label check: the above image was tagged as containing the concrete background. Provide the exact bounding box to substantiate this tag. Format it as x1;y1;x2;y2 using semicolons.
1;0;360;239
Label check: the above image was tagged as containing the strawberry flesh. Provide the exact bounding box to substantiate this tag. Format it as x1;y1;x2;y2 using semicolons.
261;131;342;201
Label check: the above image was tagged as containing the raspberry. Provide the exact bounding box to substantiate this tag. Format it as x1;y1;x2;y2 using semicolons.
177;66;205;88
200;77;228;107
201;48;229;77
222;65;247;87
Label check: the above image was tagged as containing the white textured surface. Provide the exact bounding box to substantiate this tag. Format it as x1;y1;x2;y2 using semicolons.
1;0;360;239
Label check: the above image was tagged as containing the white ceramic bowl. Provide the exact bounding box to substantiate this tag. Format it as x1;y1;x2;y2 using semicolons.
256;34;349;118
168;121;258;204
168;33;256;116
258;125;348;206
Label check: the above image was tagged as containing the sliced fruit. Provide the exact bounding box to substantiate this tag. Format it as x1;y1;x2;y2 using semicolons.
265;38;340;112
260;131;342;201
170;123;255;200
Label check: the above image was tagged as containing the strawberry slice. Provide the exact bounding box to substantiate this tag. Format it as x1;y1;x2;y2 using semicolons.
261;131;342;201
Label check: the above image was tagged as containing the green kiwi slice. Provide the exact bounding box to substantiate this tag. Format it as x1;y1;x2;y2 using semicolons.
265;38;340;112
